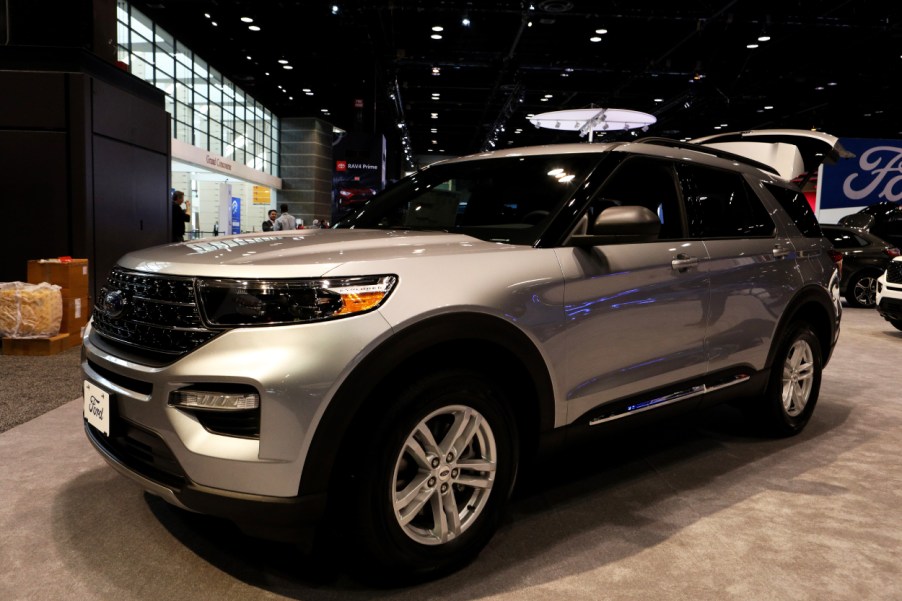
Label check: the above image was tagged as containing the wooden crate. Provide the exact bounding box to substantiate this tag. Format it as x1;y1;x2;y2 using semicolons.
2;333;70;356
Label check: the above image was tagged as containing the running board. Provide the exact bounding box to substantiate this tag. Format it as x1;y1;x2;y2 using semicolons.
588;374;750;426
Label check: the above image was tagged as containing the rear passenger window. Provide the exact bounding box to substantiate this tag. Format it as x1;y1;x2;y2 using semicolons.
823;228;868;249
765;184;823;237
678;164;774;238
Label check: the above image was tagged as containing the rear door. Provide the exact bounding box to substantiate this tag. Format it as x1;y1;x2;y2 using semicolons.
675;162;794;375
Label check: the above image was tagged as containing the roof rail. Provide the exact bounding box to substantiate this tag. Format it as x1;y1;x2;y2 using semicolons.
633;137;780;176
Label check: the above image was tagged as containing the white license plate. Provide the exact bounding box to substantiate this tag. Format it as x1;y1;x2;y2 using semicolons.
83;381;110;436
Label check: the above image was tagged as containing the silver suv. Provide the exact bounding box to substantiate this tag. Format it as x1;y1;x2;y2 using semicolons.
82;130;844;583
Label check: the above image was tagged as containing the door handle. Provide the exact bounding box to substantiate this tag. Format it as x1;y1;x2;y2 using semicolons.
671;253;699;271
773;246;792;259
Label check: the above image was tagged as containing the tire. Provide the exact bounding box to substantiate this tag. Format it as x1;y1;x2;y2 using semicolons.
340;369;519;584
845;270;880;308
757;324;823;437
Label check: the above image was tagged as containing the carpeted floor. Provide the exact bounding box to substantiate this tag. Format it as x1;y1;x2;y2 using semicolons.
0;344;82;432
0;308;900;600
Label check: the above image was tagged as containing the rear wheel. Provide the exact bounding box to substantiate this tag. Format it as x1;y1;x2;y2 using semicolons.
845;270;880;308
756;324;822;437
340;369;518;584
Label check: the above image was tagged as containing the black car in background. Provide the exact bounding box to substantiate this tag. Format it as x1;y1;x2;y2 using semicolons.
838;200;902;249
821;223;901;307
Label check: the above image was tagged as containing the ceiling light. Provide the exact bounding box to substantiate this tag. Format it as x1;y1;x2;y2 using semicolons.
283;65;293;70
211;21;218;26
246;55;252;60
815;85;825;91
431;34;442;39
302;88;311;92
430;128;437;133
248;25;261;31
764;105;773;110
590;36;602;42
828;81;837;86
654;98;663;102
758;35;771;42
431;113;438;119
241;17;253;23
289;96;293;100
540;97;549;102
432;67;441;76
462;17;471;27
527;21;533;27
746;43;758;49
432;26;444;32
305;91;314;96
321;109;328;113
278;59;289;64
265;72;269;76
595;28;608;34
331;5;339;15
204;13;210;18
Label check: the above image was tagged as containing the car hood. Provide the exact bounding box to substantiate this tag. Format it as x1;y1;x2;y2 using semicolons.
691;129;855;181
117;229;519;278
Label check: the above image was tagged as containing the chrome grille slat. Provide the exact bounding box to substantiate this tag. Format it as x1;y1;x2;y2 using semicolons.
92;267;219;358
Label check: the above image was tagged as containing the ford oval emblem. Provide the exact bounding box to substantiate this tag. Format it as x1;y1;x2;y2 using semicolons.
103;289;130;320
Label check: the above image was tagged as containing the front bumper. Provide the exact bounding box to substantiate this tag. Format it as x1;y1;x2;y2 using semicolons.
84;419;327;544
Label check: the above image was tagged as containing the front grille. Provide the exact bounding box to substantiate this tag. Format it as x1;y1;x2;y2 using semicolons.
887;261;902;284
92;268;219;358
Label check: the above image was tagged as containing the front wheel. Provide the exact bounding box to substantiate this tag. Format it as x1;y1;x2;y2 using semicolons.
341;370;518;584
758;324;823;437
845;270;880;308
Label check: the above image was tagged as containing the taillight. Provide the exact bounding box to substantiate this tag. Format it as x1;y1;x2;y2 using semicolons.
828;249;843;276
885;247;901;258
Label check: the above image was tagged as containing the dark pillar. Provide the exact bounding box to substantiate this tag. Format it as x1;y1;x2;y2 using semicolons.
278;118;334;226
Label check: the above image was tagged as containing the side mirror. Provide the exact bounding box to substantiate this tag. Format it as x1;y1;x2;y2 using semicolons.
569;206;661;246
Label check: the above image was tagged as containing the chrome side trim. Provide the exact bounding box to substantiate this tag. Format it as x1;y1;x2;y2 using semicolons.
589;374;750;426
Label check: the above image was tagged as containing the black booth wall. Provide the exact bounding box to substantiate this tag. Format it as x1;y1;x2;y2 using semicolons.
0;48;171;303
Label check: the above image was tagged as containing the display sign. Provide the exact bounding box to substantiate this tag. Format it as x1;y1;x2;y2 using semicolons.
231;197;241;234
252;186;271;205
332;133;386;222
820;138;902;210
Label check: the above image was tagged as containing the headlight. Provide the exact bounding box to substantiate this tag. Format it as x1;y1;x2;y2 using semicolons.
197;275;397;327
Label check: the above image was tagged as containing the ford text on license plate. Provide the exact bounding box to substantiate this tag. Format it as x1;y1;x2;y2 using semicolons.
83;381;110;436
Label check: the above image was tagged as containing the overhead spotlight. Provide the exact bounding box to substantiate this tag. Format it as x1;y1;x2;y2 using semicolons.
758;35;771;42
241;17;253;23
432;26;444;32
278;59;289;64
204;13;211;18
431;66;441;76
249;25;261;31
431;34;442;40
462;16;471;27
590;36;602;43
595;28;608;34
746;43;758;49
331;5;339;15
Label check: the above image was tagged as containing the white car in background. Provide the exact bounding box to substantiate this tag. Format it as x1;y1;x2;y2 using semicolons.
876;256;902;330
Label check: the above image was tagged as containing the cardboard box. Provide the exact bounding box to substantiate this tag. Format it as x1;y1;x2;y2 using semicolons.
27;259;89;296
60;295;90;334
63;326;85;349
2;333;70;356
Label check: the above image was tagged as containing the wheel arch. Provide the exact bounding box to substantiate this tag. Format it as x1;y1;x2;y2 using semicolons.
766;284;839;369
298;312;555;497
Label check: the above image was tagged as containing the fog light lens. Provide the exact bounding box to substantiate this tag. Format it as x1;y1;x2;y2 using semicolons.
171;390;260;411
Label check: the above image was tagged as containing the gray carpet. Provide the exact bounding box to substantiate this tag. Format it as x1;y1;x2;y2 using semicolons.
0;308;900;600
0;344;82;432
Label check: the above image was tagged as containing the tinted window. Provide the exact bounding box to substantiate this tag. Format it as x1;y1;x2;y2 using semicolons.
594;157;684;239
765;183;823;237
823;227;867;249
678;164;774;238
336;154;601;245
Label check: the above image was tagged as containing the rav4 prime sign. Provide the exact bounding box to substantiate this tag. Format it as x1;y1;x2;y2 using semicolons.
818;138;902;222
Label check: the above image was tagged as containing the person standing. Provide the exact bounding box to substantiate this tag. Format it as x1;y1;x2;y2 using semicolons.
172;190;191;242
274;203;297;231
262;209;277;231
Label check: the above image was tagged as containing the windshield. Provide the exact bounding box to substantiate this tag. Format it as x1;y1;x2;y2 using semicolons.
334;153;603;245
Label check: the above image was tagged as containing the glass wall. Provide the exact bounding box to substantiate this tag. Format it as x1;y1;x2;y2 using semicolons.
115;1;280;177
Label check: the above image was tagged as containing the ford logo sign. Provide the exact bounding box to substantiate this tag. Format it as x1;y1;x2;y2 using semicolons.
103;289;130;320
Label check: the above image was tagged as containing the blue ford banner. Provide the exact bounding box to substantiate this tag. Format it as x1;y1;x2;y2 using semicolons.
820;138;902;211
231;196;241;234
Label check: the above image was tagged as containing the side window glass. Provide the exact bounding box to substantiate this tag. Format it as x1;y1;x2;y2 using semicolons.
765;183;823;238
594;157;683;239
678;164;774;239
